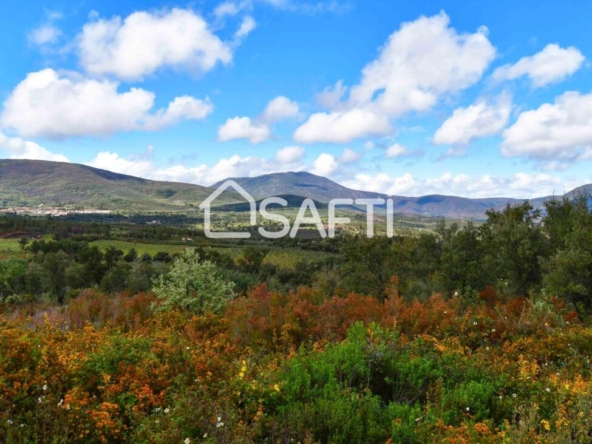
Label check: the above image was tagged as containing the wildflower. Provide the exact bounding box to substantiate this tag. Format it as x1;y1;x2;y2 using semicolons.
164;408;170;414
20;424;24;428
203;433;208;438
541;419;551;431
486;347;490;351
545;387;551;392
239;372;244;379
466;407;470;412
454;292;459;297
491;329;495;333
473;321;478;326
185;439;191;444
155;420;159;424
186;347;190;350
217;416;221;422
42;384;47;391
7;420;13;425
38;397;43;404
58;399;64;407
274;384;280;392
415;417;421;422
216;421;225;428
512;393;517;398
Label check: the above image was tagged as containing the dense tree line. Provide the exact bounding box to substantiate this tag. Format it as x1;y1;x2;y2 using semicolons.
1;194;591;313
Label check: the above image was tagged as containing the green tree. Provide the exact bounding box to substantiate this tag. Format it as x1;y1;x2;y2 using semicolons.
152;249;235;314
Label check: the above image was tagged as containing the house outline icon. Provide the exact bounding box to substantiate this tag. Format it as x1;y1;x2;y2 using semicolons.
199;180;256;238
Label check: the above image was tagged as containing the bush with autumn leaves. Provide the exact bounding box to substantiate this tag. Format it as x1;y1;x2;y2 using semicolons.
0;278;591;444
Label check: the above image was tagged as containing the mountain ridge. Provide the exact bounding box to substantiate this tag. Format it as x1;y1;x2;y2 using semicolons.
0;159;590;219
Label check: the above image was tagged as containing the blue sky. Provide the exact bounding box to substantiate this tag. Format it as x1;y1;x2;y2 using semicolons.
1;0;592;198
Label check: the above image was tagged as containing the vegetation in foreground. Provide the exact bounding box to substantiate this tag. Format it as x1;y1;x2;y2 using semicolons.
0;194;591;442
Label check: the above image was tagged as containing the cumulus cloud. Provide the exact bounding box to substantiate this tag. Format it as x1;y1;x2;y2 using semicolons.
343;171;585;199
217;117;271;144
311;153;338;176
0;133;68;162
492;44;585;88
385;143;409;158
274;146;305;163
218;96;299;143
502;91;592;168
339;148;362;163
294;12;495;143
433;93;512;146
260;96;300;123
88;151;154;177
0;69;212;138
315;80;347;109
78;8;233;80
293;107;391;144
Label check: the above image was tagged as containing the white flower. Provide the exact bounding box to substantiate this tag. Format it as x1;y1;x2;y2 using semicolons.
185;439;191;444
7;420;13;425
486;347;490;351
473;321;478;326
415;417;421;422
217;416;221;422
20;424;24;428
203;434;208;438
217;421;225;428
42;384;47;391
38;397;43;404
546;387;551;392
155;420;159;424
491;329;495;333
466;407;470;411
454;292;459;297
186;347;190;350
164;408;170;414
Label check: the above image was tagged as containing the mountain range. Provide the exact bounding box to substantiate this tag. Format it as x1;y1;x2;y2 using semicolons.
0;159;590;219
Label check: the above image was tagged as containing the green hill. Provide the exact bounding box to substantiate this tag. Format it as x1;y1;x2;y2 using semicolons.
0;159;237;212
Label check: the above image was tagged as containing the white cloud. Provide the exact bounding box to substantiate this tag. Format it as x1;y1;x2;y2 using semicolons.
234;16;256;39
218;117;271;143
260;96;300;123
79;8;233;80
339;148;361;163
433;93;512;146
143;96;213;131
28;25;62;46
275;146;305;163
214;2;244;19
502;91;592;167
86;144;308;185
88;151;154;177
385;143;409;158
218;96;299;143
349;12;495;116
315;80;347;109
0;133;68;162
492;44;584;88
311;153;338;176
294;12;495;143
0;69;212;138
293;107;392;144
343;171;585;199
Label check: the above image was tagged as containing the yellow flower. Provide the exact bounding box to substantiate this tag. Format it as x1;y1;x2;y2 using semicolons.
541;419;551;431
239;372;244;379
273;384;280;392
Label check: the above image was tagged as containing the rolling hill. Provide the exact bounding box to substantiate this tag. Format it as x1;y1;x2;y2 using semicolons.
0;159;239;212
0;160;589;219
214;171;591;219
